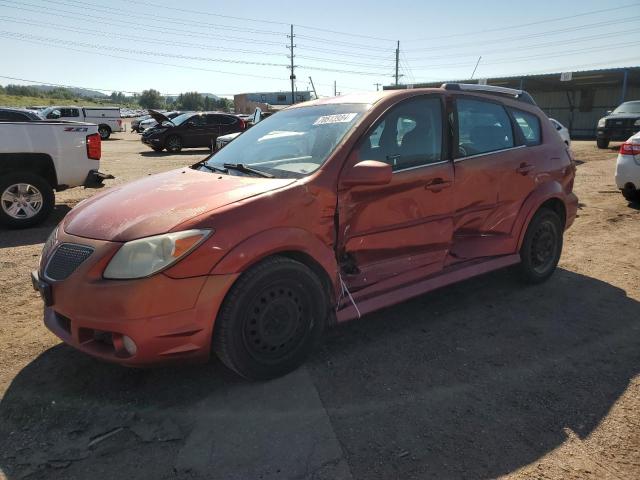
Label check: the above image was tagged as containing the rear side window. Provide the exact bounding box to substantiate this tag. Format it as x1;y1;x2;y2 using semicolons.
59;108;80;118
511;109;541;146
456;98;514;158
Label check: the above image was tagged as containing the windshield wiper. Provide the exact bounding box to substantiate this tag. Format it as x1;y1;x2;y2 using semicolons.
201;163;228;174
223;163;274;178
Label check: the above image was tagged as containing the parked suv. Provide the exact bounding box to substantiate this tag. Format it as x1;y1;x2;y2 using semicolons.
596;100;640;148
141;111;246;152
32;84;577;380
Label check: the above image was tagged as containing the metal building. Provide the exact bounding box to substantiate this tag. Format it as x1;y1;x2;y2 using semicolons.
384;67;639;139
234;91;313;114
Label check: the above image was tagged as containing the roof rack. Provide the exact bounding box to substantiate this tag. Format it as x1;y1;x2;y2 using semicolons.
441;83;536;105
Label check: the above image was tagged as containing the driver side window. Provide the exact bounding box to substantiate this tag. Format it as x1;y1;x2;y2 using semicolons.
359;96;443;171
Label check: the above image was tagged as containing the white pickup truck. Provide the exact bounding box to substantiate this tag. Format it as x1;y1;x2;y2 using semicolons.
0;121;113;228
40;106;124;140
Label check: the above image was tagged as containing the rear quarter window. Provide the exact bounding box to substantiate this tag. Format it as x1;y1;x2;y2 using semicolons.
510;109;542;146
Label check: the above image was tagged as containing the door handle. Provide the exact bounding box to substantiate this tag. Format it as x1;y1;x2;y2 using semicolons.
516;162;534;175
425;178;452;191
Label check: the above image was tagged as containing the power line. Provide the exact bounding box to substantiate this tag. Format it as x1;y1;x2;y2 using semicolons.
405;15;640;52
0;31;290;67
403;2;640;42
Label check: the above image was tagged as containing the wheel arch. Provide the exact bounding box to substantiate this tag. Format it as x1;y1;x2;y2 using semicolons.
0;153;58;188
515;182;567;251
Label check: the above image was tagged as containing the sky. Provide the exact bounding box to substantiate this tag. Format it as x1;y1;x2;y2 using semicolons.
0;0;638;98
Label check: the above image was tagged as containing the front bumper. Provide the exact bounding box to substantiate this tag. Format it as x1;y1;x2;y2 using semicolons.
141;136;162;148
597;127;640;141
34;230;239;367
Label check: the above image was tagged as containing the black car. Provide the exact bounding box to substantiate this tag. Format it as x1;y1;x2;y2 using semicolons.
141;111;246;152
0;108;44;121
596;100;640;148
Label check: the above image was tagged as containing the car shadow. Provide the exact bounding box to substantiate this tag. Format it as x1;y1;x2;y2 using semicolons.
0;268;638;479
0;205;71;248
627;199;640;211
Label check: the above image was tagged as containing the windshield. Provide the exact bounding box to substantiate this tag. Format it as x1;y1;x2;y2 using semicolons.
169;112;194;126
613;102;640;114
203;104;369;178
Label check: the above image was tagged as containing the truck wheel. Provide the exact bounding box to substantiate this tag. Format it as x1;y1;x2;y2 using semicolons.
596;137;609;149
518;208;563;284
165;135;182;153
98;125;111;140
0;172;54;229
213;256;328;380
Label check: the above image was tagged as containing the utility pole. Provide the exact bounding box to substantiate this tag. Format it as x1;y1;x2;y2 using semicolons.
395;40;400;86
334;80;337;97
287;24;296;105
373;83;382;91
470;56;482;80
308;76;318;100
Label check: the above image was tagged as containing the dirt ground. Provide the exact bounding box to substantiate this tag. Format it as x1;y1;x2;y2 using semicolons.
0;132;639;480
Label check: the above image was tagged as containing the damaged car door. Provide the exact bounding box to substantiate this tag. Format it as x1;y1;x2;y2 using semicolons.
337;94;454;291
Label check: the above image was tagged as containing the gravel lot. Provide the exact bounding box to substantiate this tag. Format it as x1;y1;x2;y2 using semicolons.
1;131;639;480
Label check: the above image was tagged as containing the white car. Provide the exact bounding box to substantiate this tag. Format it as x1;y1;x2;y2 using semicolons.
615;131;640;202
549;118;570;146
138;111;183;132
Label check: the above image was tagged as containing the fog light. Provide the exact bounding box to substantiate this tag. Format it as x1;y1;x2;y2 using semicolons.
122;335;137;356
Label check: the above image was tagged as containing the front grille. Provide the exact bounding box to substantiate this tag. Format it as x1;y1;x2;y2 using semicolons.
606;118;635;128
45;243;94;281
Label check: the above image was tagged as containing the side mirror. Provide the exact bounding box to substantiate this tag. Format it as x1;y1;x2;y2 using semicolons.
186;121;196;128
47;110;61;120
342;160;392;187
606;110;612;115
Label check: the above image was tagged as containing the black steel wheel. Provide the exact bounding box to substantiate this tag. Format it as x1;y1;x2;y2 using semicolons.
596;137;609;149
213;256;328;380
518;208;563;284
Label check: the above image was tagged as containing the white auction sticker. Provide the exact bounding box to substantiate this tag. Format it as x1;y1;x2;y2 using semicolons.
313;113;357;125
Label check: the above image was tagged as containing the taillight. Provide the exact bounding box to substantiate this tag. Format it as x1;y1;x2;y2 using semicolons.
619;142;640;156
86;133;101;160
239;119;246;130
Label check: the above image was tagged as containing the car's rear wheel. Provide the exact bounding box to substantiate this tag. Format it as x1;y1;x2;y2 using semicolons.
213;256;327;380
98;125;111;140
596;137;609;149
622;184;640;202
0;172;54;229
165;135;182;152
518;208;563;284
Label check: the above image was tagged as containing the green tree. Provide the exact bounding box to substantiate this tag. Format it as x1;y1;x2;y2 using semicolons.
176;91;204;111
139;89;165;109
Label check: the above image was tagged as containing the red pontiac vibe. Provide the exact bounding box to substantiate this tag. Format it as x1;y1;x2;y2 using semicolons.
32;84;578;380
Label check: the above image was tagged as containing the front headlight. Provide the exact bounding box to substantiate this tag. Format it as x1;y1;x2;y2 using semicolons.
598;118;606;128
103;229;212;279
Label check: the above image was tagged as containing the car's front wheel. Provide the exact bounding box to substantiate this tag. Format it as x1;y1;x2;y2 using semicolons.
165;135;182;152
596;137;609;149
0;172;54;229
213;256;328;380
518;208;563;284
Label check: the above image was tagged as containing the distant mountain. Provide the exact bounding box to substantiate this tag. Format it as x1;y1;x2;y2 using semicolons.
29;84;108;98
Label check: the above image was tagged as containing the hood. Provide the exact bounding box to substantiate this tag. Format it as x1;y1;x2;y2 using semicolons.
606;113;640;120
148;109;172;124
63;168;295;241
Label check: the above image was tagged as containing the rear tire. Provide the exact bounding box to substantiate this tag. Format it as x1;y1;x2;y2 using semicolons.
622;185;640;202
596;137;609;149
151;146;164;152
213;256;327;380
98;125;111;140
165;135;182;152
0;172;54;229
518;208;563;284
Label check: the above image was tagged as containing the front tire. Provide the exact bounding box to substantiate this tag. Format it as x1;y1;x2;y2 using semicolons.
151;146;164;152
165;135;182;152
98;125;111;140
0;172;54;229
213;257;328;380
622;185;640;202
518;208;563;284
596;137;609;149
